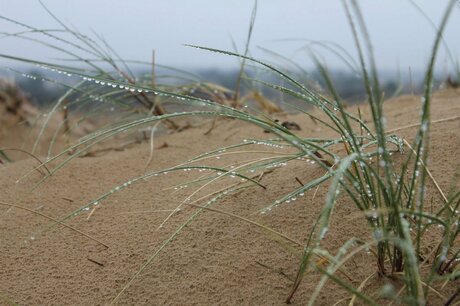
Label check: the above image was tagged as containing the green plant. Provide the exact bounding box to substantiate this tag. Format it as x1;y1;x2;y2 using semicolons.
2;0;460;304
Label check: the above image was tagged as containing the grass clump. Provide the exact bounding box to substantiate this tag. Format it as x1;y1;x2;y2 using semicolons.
1;0;460;304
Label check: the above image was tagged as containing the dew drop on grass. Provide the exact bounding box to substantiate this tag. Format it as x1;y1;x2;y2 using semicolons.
421;121;428;132
319;228;328;240
369;210;378;219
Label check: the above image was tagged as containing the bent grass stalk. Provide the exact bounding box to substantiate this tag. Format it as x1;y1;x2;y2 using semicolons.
2;0;459;304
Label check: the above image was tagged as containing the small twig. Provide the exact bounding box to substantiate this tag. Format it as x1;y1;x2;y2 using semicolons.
87;257;104;267
34;205;44;211
333;297;351;306
257;169;273;182
446;286;460;306
388;284;406;306
313;151;333;167
312;185;320;202
349;272;376;306
144;121;162;171
62;101;71;148
204;116;217;135
403;139;448;203
0;148;51;176
255;260;294;282
80;139;141;157
295;177;304;187
87;207;97;220
223;130;239;141
386;115;460;134
0;201;109;249
186;202;303;247
117;210;175;215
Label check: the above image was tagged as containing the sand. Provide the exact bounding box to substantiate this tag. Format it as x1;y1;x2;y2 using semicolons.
1;89;460;305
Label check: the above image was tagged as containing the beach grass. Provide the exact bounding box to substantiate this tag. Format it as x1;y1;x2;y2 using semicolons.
1;0;459;304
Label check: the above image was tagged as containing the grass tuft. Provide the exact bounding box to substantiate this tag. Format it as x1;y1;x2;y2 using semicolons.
1;0;460;304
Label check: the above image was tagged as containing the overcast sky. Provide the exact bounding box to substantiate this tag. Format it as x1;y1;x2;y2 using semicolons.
0;1;459;74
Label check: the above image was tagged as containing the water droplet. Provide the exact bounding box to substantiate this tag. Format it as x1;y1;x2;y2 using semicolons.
421;121;428;132
319;228;328;240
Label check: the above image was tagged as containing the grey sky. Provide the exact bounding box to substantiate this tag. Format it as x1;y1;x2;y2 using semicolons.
0;1;459;73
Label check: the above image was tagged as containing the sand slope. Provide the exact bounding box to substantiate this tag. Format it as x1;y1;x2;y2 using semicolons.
1;89;460;305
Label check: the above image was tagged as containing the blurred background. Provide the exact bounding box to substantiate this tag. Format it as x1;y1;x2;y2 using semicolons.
0;0;459;106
